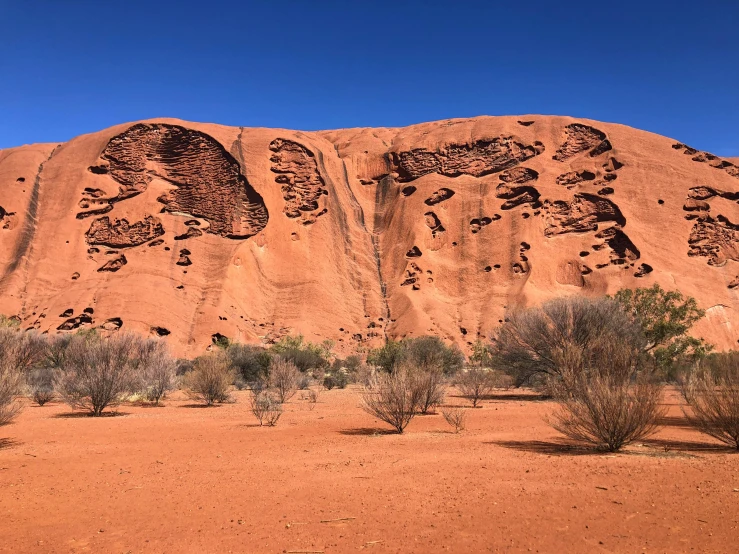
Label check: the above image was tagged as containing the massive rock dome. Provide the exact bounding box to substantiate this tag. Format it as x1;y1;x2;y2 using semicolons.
0;116;736;355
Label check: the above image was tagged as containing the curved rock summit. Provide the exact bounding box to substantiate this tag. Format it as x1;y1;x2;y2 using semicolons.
0;116;736;355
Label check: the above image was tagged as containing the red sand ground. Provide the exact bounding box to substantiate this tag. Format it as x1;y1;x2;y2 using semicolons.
1;388;737;553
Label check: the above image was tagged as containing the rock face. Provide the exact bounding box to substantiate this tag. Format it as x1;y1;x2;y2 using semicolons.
0;116;737;355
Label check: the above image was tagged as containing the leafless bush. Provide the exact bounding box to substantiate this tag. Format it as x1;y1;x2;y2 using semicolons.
184;351;234;406
0;327;48;374
269;357;300;402
57;333;143;416
441;407;467;433
0;364;24;425
492;297;645;388
412;365;446;414
0;327;49;420
549;341;664;452
682;352;739;449
137;339;176;405
250;391;283;426
307;388;319;402
354;363;376;388
297;373;313;390
27;366;56;406
300;387;320;410
456;368;501;407
360;368;424;433
26;334;73;407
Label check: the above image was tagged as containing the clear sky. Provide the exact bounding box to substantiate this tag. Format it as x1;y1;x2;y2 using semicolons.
1;1;737;154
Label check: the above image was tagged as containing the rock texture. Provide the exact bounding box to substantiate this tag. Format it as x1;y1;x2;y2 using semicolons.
0;116;737;355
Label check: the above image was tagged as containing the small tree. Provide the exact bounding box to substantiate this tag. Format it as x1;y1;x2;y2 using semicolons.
682;352;739;449
456;368;500;407
366;339;404;373
613;284;711;374
250;391;283;426
137;339;176;405
441;407;467;433
469;340;493;368
549;340;664;452
57;333;142;416
360;368;423;433
184;351;234;406
269;357;300;403
404;336;465;375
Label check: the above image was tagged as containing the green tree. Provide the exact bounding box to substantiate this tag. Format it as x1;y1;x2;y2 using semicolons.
469;340;493;368
270;334;331;372
366;339;404;373
367;337;464;375
613;284;711;373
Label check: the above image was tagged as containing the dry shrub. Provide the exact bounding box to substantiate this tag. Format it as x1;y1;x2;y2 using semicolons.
269;356;300;403
27;366;56;406
137;339;176;405
184;351;234;406
456;368;501;407
549;341;664;452
412;365;446;414
682;352;739;449
57;333;143;416
0;327;49;420
250;391;283;426
0;363;24;426
441;407;467;433
300;387;320;410
297;373;312;390
492;297;645;387
360;368;424;433
323;370;348;390
26;334;73;407
354;363;376;388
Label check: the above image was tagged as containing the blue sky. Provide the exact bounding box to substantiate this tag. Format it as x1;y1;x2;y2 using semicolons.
1;1;737;154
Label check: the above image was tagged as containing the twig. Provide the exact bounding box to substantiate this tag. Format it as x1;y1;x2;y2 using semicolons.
24;453;36;457
595;486;608;491
320;517;355;523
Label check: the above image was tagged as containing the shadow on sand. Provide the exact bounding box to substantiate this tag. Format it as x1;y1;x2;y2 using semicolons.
53;411;129;419
339;427;397;436
641;438;735;453
655;415;694;429
0;437;21;451
491;439;597;456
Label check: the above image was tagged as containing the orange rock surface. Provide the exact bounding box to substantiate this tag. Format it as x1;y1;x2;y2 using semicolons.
0;116;736;355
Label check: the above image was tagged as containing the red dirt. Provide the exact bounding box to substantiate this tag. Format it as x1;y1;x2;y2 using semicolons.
1;388;737;553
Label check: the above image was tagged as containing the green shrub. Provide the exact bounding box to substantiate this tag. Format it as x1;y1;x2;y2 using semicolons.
227;344;272;383
367;336;464;376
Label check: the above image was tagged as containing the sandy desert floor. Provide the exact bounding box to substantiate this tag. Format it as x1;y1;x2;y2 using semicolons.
1;387;737;553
